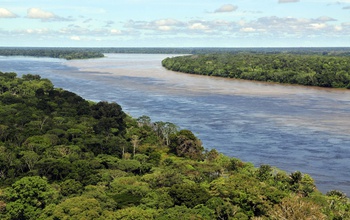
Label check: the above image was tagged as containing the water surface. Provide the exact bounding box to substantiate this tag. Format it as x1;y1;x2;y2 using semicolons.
1;54;349;194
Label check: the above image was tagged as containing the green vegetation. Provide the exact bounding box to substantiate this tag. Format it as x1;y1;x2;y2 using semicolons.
0;72;349;219
0;48;104;60
162;53;350;89
93;47;350;55
2;47;350;59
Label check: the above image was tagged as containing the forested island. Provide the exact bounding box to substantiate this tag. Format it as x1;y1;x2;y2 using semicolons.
0;72;349;219
162;53;350;89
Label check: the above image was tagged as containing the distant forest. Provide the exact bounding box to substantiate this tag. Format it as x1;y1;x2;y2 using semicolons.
1;47;350;58
162;53;350;89
0;48;105;60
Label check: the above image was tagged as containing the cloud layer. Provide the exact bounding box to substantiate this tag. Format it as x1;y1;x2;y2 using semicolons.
0;1;349;47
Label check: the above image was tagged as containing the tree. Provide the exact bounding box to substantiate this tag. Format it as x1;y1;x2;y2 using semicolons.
325;190;350;219
131;135;140;157
269;196;327;220
40;196;103;220
92;101;126;136
20;151;39;171
22;74;41;81
4;176;57;220
141;189;174;209
169;182;210;208
205;149;219;162
23;135;56;153
169;130;204;160
109;176;150;208
206;197;239;219
113;206;158;220
37;158;72;181
157;205;215;220
59;179;83;197
256;164;273;181
137;115;151;127
153;121;178;146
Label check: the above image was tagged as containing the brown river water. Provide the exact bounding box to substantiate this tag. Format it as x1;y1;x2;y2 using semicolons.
1;53;349;194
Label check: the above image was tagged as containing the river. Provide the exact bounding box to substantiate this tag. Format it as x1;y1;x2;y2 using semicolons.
1;54;349;194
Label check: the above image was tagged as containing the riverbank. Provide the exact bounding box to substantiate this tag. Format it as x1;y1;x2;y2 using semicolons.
1;54;349;194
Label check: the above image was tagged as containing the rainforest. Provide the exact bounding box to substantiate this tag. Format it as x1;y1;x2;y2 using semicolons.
162;53;350;89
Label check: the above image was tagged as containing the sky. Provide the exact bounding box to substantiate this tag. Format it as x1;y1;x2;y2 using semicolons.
0;0;350;47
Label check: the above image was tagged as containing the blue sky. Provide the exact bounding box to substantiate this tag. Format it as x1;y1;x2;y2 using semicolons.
1;0;350;47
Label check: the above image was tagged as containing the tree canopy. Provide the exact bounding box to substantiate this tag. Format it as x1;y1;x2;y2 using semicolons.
0;48;104;60
162;53;350;89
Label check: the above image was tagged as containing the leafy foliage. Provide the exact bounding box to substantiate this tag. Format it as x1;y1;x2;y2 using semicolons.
162;53;350;89
3;176;57;220
0;48;104;60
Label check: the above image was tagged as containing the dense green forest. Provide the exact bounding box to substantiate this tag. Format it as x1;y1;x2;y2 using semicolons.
162;53;350;89
0;72;349;219
0;48;104;60
90;47;350;55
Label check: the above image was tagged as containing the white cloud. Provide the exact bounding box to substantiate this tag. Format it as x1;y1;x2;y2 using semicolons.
158;26;172;31
111;29;122;34
70;36;81;41
278;0;300;3
334;25;343;31
26;28;49;34
310;23;327;30
240;27;256;32
27;8;56;19
0;8;17;18
214;4;238;13
26;8;72;22
155;19;181;26
189;23;209;30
